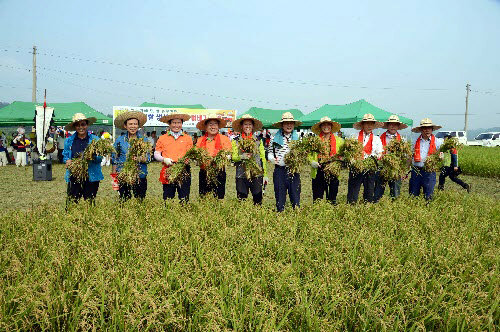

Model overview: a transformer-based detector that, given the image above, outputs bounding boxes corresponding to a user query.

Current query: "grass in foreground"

[0,192,498,330]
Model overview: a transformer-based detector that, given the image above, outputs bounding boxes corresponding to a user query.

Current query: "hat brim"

[311,120,341,135]
[411,125,442,133]
[353,120,384,130]
[382,121,408,130]
[272,119,302,128]
[196,117,228,131]
[114,111,147,130]
[65,117,97,131]
[159,113,191,124]
[232,117,263,133]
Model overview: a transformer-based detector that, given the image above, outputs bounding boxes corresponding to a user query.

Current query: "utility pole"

[464,83,470,132]
[32,45,37,102]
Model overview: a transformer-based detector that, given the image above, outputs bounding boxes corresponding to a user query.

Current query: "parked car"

[435,130,467,145]
[468,132,500,147]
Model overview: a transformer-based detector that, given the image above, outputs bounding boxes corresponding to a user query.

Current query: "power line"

[0,46,465,91]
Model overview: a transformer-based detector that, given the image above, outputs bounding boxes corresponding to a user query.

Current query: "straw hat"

[114,111,147,130]
[232,114,263,133]
[382,114,408,130]
[353,113,384,130]
[159,113,191,124]
[272,112,302,128]
[65,113,97,131]
[196,116,228,131]
[411,118,442,133]
[311,116,341,135]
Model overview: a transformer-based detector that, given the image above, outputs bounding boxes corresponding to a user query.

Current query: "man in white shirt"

[374,115,408,201]
[268,112,302,212]
[347,113,384,204]
[409,118,443,200]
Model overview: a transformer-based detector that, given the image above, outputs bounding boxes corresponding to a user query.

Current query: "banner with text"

[112,106,236,129]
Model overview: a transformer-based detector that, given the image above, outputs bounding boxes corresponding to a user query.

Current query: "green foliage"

[68,139,116,183]
[285,136,327,174]
[167,147,211,184]
[380,140,412,181]
[116,138,150,185]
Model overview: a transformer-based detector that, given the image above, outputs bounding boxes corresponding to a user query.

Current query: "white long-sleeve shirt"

[351,131,383,159]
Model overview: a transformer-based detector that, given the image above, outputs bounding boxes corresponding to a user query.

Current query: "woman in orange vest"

[374,114,408,201]
[195,117,232,199]
[155,113,193,202]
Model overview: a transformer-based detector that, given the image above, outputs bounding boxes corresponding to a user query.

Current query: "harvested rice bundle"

[379,139,412,181]
[206,150,231,185]
[321,157,343,179]
[337,138,364,173]
[379,154,406,181]
[67,156,89,183]
[167,147,211,184]
[385,139,412,158]
[127,138,151,161]
[284,141,307,174]
[237,139,263,179]
[116,138,150,185]
[116,159,141,185]
[284,136,327,174]
[424,153,443,172]
[439,137,461,153]
[83,139,115,160]
[362,156,379,173]
[300,136,328,155]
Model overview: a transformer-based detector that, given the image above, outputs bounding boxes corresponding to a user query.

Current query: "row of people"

[62,111,460,210]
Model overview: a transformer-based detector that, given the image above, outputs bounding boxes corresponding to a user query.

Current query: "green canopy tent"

[299,99,413,129]
[139,102,205,109]
[0,101,112,127]
[238,107,304,129]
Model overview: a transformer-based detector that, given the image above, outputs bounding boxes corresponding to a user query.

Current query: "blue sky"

[1,0,499,130]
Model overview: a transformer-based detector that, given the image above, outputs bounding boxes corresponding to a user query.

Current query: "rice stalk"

[237,138,263,179]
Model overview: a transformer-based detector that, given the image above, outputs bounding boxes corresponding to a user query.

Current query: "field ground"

[1,162,500,208]
[0,162,498,330]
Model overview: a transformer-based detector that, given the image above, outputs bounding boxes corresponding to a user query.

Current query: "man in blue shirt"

[112,111,149,201]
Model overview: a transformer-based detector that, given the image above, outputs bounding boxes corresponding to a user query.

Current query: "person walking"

[112,111,149,201]
[309,116,344,204]
[231,114,268,205]
[268,112,302,212]
[155,113,194,202]
[374,115,408,201]
[62,113,103,204]
[347,114,384,204]
[438,134,470,192]
[409,118,443,200]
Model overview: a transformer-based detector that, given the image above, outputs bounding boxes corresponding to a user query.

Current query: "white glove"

[163,157,173,166]
[311,161,320,169]
[240,153,251,160]
[226,154,232,160]
[267,155,276,164]
[263,177,269,185]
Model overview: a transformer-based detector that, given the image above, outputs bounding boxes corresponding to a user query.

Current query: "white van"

[469,132,500,147]
[435,130,467,145]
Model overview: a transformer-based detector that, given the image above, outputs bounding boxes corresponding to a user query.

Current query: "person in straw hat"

[111,111,149,201]
[308,116,344,204]
[268,112,302,212]
[231,114,268,205]
[62,113,102,204]
[195,116,232,199]
[409,118,443,200]
[373,114,408,201]
[154,113,193,202]
[347,113,384,204]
